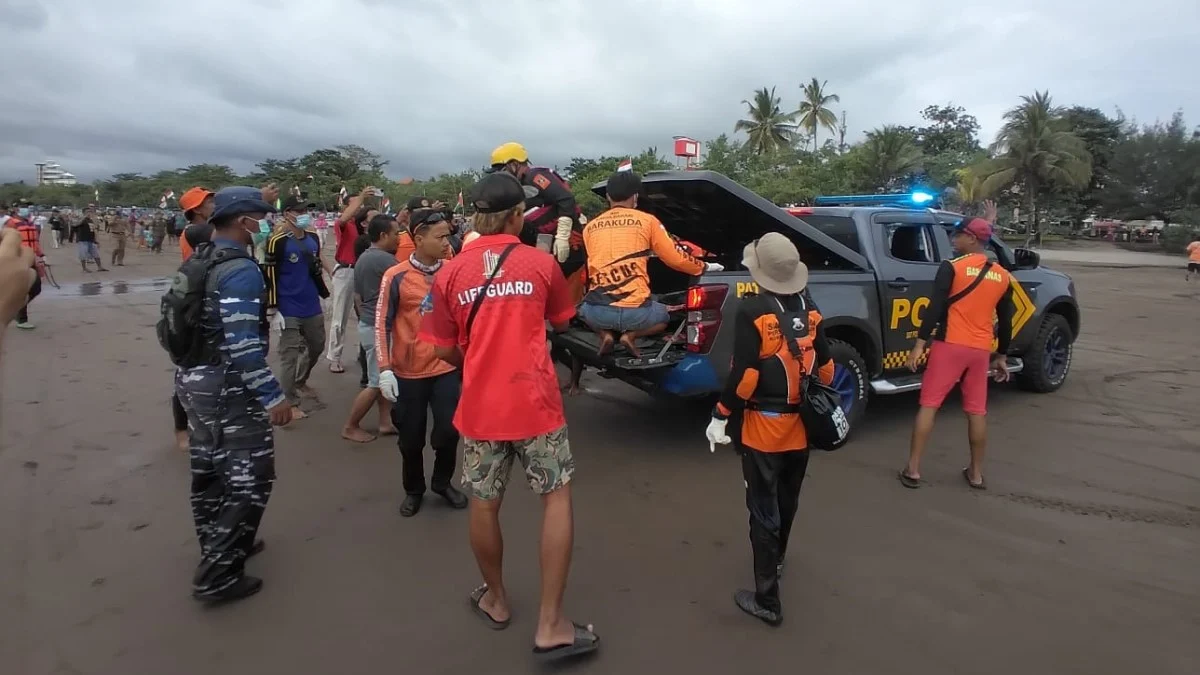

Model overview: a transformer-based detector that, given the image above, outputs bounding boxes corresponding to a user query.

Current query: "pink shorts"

[918,340,991,415]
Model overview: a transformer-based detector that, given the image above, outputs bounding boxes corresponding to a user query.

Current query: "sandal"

[962,468,987,490]
[532,622,600,661]
[328,363,345,373]
[468,584,510,630]
[898,470,921,489]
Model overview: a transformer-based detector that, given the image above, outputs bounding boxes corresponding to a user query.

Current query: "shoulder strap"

[465,243,519,337]
[770,295,806,361]
[946,260,994,306]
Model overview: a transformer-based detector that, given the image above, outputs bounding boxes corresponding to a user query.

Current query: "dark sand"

[2,234,1198,675]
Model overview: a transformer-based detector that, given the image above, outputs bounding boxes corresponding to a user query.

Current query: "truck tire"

[1017,314,1073,393]
[827,339,869,430]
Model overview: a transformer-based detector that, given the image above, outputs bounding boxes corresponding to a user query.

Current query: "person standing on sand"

[175,186,291,603]
[899,202,1016,491]
[263,196,329,421]
[341,214,400,442]
[109,215,129,266]
[70,210,108,272]
[377,208,466,516]
[419,173,598,661]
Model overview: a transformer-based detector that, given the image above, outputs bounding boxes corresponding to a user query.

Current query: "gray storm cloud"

[1,0,1197,182]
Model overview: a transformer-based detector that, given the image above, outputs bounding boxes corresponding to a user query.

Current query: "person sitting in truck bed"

[579,171,721,357]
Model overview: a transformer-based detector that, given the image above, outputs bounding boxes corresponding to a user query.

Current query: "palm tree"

[797,78,841,150]
[952,165,989,211]
[855,126,924,190]
[980,91,1092,246]
[734,87,798,155]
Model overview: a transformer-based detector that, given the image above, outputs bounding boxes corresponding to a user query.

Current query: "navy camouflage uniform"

[174,237,284,597]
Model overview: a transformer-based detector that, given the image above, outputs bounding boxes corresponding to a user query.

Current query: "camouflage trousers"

[175,366,276,596]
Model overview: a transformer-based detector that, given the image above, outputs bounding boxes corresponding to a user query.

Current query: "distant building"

[35,161,77,186]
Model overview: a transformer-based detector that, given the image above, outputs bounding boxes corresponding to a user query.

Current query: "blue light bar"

[812,192,942,208]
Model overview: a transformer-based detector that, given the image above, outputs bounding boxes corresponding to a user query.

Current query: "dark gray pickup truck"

[551,170,1080,431]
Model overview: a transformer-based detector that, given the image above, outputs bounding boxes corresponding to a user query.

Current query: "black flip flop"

[469,584,510,630]
[532,622,600,661]
[898,470,921,489]
[962,468,987,490]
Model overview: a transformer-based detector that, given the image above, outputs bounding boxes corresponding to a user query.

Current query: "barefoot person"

[377,208,466,516]
[899,212,1016,490]
[580,171,719,357]
[341,214,401,442]
[419,173,598,661]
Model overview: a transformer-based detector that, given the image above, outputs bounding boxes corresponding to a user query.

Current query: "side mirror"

[1013,247,1040,270]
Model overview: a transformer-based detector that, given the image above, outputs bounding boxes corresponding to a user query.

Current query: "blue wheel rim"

[1043,328,1069,382]
[832,364,857,414]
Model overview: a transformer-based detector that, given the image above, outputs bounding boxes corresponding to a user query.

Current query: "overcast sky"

[2,0,1197,183]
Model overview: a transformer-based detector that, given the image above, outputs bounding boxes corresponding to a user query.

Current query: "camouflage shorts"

[461,426,574,501]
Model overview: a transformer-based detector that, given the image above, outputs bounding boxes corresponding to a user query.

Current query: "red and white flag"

[381,197,391,214]
[456,191,464,211]
[338,186,348,204]
[617,158,633,172]
[159,189,175,208]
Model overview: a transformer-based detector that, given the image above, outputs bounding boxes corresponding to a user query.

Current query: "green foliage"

[5,84,1198,249]
[734,87,799,155]
[1160,224,1199,254]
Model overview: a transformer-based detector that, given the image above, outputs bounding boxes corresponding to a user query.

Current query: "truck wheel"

[1017,314,1073,393]
[828,339,869,429]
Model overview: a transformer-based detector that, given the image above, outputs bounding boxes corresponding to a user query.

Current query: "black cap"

[606,171,642,202]
[409,208,451,234]
[469,173,537,214]
[281,195,316,212]
[405,196,433,211]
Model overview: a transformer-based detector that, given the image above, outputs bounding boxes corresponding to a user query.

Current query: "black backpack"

[157,242,251,367]
[772,295,851,451]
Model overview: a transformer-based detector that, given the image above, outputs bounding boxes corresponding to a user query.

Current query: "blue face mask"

[17,208,30,218]
[295,214,313,228]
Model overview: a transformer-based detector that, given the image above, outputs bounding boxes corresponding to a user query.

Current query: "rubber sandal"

[898,470,921,489]
[962,468,987,490]
[469,584,510,630]
[329,363,345,373]
[532,622,600,661]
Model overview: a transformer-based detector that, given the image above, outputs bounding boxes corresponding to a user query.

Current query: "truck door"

[871,212,945,372]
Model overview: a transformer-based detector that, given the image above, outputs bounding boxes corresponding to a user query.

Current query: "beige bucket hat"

[742,232,809,295]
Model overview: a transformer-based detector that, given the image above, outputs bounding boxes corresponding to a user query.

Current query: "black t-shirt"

[74,218,96,242]
[50,216,65,231]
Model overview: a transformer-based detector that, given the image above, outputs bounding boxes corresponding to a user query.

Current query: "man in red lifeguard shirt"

[418,172,599,661]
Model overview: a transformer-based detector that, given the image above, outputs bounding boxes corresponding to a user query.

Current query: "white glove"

[704,262,724,273]
[705,417,731,453]
[553,216,572,262]
[378,369,399,402]
[269,311,286,334]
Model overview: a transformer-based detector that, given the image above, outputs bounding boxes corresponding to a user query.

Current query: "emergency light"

[812,192,943,208]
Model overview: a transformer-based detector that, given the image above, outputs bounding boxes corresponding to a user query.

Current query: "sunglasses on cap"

[408,209,451,234]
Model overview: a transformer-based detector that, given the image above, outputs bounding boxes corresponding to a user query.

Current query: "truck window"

[883,223,939,264]
[797,215,861,254]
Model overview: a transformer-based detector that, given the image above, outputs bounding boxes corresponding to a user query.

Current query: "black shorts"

[1189,262,1200,272]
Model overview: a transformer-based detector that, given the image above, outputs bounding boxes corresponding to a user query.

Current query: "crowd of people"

[0,142,1048,663]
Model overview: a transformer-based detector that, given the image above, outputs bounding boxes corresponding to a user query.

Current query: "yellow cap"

[489,142,529,167]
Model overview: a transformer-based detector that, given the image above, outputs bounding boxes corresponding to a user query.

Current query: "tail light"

[685,284,728,353]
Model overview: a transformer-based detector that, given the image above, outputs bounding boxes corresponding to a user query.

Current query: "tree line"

[3,83,1198,253]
